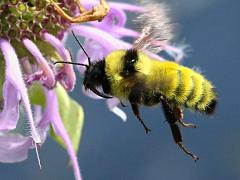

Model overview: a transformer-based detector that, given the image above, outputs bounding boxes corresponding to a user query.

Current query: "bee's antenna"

[72,30,92,66]
[53,61,89,68]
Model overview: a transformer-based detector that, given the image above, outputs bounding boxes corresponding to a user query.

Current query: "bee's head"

[83,61,112,99]
[83,61,104,89]
[54,31,112,99]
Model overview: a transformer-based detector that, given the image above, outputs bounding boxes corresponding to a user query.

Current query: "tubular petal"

[23,38,55,89]
[0,39,41,143]
[43,33,76,91]
[111,27,139,38]
[154,41,189,63]
[43,33,69,61]
[45,90,82,180]
[108,2,144,12]
[89,7,127,37]
[0,134,32,163]
[0,82,20,132]
[82,86,103,100]
[76,40,107,74]
[81,0,144,12]
[106,99,127,122]
[70,25,131,52]
[55,50,76,91]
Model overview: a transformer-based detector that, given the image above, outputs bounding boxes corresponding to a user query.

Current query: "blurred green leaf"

[28,82,45,107]
[50,84,84,153]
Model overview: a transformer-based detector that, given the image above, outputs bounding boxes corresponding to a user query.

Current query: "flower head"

[0,0,80,179]
[0,0,189,180]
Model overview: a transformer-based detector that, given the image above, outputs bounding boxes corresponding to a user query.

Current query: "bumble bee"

[55,3,217,161]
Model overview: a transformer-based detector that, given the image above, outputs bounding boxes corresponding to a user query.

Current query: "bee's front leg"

[130,103,151,134]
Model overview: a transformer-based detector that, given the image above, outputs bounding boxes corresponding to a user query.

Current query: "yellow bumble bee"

[55,3,217,161]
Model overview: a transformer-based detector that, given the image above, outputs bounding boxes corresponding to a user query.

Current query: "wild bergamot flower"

[0,0,187,179]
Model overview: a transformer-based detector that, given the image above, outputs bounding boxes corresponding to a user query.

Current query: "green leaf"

[28,82,45,107]
[50,84,84,153]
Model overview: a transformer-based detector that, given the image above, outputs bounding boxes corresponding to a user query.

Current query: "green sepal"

[50,84,84,153]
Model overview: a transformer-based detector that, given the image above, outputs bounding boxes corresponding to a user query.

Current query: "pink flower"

[0,0,79,179]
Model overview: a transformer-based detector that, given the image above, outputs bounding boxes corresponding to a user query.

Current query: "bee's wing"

[133,3,175,53]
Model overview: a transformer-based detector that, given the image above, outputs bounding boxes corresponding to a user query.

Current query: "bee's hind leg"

[130,103,151,134]
[173,106,197,128]
[161,98,199,161]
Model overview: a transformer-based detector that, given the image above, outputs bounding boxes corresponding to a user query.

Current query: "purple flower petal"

[44,90,82,180]
[89,7,127,37]
[23,38,55,89]
[25,71,45,86]
[82,86,103,100]
[81,1,143,38]
[90,6,126,28]
[70,25,131,52]
[43,33,68,61]
[0,39,41,143]
[0,81,20,132]
[81,0,143,12]
[43,33,76,91]
[109,2,144,12]
[76,40,107,74]
[54,51,76,91]
[106,99,127,122]
[33,105,43,126]
[0,134,32,163]
[161,43,189,63]
[110,27,139,38]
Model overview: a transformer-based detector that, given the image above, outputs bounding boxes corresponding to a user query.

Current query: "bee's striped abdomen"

[174,67,194,104]
[175,66,217,114]
[195,79,217,114]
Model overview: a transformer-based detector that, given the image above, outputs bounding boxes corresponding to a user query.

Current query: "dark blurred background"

[1,0,240,179]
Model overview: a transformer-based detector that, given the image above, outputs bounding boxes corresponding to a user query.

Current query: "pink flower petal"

[43,33,68,60]
[0,81,20,132]
[55,51,76,91]
[43,90,82,180]
[70,25,131,52]
[89,7,127,37]
[82,86,103,100]
[43,33,76,91]
[0,39,41,143]
[162,43,189,63]
[76,40,107,74]
[111,27,139,38]
[81,0,143,12]
[0,134,32,163]
[109,2,144,12]
[106,99,127,122]
[23,38,55,89]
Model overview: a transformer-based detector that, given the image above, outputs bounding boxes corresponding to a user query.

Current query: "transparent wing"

[133,2,175,53]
